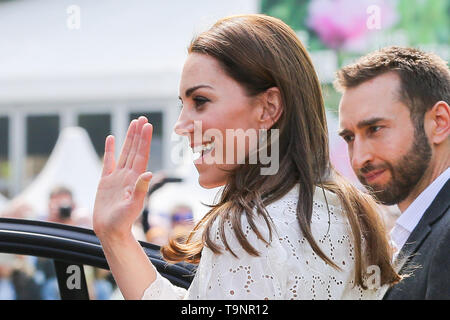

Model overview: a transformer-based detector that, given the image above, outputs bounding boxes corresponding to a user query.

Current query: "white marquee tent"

[2,127,102,219]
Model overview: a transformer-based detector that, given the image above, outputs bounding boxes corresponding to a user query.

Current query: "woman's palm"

[93,116,153,236]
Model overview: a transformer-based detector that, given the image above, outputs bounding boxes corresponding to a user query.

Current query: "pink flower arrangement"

[307,0,398,51]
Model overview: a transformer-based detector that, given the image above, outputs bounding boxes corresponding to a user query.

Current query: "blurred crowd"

[0,172,196,300]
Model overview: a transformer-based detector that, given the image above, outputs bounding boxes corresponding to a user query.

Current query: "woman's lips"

[193,143,215,164]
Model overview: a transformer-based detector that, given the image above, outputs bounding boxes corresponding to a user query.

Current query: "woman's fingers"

[126,117,148,169]
[118,119,138,168]
[133,123,153,174]
[132,171,153,206]
[101,135,116,177]
[111,116,151,175]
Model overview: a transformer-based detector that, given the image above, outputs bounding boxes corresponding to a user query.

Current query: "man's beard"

[357,127,432,206]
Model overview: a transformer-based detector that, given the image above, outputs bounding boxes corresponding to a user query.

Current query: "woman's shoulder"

[206,184,351,253]
[266,184,347,225]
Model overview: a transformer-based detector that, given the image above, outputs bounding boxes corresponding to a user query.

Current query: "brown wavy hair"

[161,14,400,288]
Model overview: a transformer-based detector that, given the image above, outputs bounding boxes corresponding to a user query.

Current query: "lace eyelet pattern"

[142,185,384,300]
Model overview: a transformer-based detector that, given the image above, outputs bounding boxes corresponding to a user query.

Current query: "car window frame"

[0,217,195,300]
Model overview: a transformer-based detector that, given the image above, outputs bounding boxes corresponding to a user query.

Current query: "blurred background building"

[0,0,258,215]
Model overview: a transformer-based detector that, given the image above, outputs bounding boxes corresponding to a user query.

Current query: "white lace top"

[142,185,384,300]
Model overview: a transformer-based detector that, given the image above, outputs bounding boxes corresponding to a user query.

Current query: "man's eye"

[369,126,382,133]
[343,135,354,143]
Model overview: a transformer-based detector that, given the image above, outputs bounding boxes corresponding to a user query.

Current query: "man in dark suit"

[335,46,450,299]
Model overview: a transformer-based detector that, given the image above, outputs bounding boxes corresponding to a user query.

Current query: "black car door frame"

[0,217,195,300]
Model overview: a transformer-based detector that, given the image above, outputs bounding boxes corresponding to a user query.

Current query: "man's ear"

[425,101,450,145]
[258,87,283,129]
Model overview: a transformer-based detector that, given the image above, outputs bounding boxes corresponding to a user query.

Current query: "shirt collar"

[395,167,450,233]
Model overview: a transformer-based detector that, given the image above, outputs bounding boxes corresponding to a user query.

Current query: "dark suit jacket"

[383,179,450,300]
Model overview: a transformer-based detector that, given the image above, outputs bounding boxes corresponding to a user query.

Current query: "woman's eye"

[193,97,209,109]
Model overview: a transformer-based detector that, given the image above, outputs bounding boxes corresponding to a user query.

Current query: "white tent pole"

[9,109,26,196]
[60,108,76,129]
[163,99,180,171]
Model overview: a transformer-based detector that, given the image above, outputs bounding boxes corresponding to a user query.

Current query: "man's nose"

[350,137,374,171]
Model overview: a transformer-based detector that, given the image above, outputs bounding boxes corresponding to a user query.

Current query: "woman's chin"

[198,175,226,189]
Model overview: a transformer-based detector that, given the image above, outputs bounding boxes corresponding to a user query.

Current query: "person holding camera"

[46,186,76,225]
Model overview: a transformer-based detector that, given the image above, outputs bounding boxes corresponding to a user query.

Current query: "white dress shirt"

[142,185,383,300]
[390,167,450,258]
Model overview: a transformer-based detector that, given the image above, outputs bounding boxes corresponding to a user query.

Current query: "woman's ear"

[258,87,283,129]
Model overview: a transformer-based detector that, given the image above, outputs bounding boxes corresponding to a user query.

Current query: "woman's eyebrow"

[178,85,213,100]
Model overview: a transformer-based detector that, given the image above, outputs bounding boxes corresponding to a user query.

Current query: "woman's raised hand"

[93,116,153,239]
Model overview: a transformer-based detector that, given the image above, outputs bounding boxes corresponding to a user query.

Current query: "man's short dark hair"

[334,46,450,129]
[49,186,73,199]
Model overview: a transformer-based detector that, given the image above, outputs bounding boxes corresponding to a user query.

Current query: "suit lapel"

[395,226,431,273]
[396,179,450,274]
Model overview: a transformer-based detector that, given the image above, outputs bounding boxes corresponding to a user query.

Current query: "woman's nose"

[173,110,194,136]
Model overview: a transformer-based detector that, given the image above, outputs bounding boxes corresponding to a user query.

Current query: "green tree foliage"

[261,0,325,50]
[261,0,309,31]
[261,0,449,47]
[396,0,449,45]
